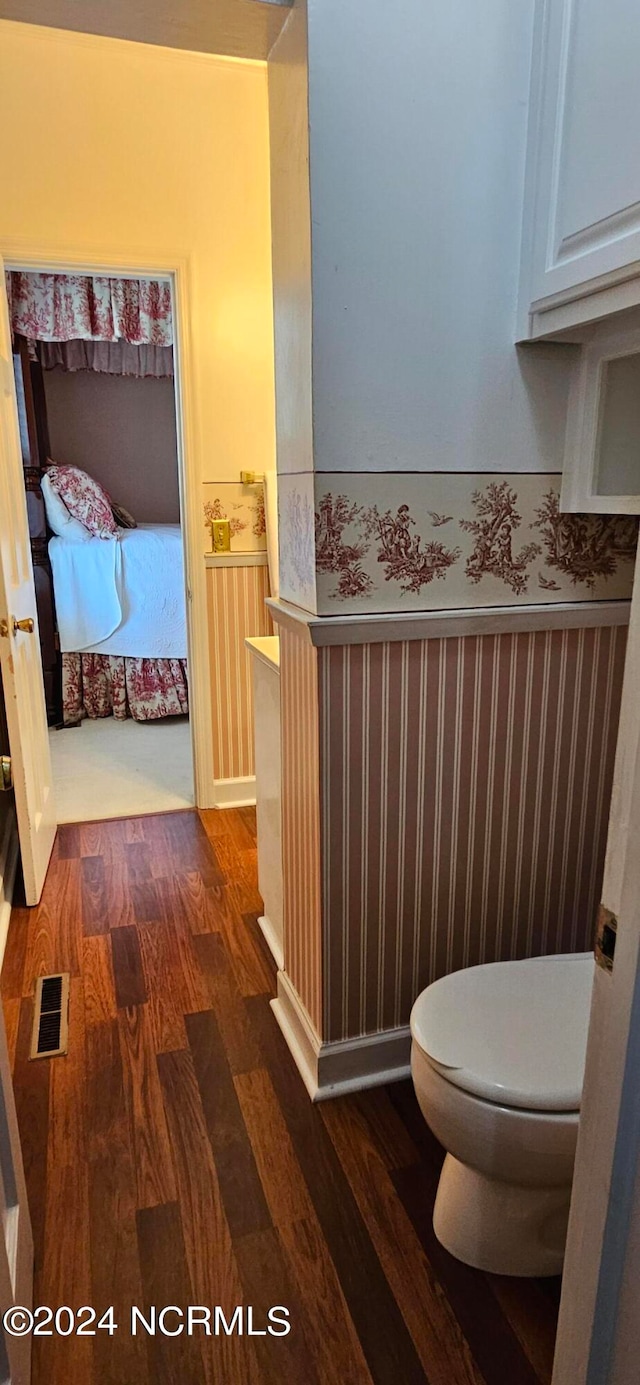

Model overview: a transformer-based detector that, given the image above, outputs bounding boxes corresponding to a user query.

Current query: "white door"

[553,549,640,1383]
[0,257,56,903]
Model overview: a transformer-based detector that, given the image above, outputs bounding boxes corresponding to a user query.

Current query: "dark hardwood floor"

[1,808,560,1384]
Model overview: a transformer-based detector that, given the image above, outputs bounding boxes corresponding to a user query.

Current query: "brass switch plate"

[211,519,231,554]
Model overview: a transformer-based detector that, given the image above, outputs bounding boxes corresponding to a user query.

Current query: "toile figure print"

[533,491,638,590]
[362,504,460,594]
[314,494,373,598]
[460,481,541,594]
[203,496,247,538]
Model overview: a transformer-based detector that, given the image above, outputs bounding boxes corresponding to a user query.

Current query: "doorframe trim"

[553,549,640,1382]
[1,241,215,808]
[0,808,18,972]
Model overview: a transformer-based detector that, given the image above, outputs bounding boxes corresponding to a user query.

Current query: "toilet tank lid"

[410,953,595,1112]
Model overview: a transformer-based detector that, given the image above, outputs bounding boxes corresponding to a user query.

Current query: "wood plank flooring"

[1,808,560,1385]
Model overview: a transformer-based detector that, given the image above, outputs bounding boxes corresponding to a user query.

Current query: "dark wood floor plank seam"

[320,1096,486,1385]
[186,1008,272,1243]
[118,1003,178,1210]
[137,1202,206,1385]
[111,925,147,1009]
[193,933,263,1076]
[245,995,429,1385]
[392,1162,543,1385]
[39,976,92,1381]
[80,854,109,937]
[86,1017,149,1385]
[233,1224,323,1385]
[157,1046,263,1385]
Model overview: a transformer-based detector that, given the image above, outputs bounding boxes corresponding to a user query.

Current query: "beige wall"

[44,370,180,523]
[0,20,275,487]
[0,20,277,798]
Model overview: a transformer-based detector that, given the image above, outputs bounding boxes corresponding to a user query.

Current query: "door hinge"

[595,904,617,973]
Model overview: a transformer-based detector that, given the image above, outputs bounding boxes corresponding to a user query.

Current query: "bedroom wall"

[44,370,180,524]
[0,19,276,801]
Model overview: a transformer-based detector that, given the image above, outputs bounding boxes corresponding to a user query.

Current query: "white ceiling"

[0,0,290,61]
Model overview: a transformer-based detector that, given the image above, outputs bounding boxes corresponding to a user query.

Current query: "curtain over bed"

[6,271,175,379]
[6,272,173,345]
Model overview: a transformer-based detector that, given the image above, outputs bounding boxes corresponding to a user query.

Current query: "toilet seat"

[410,952,594,1113]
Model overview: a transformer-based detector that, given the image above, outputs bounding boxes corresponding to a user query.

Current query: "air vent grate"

[29,973,70,1060]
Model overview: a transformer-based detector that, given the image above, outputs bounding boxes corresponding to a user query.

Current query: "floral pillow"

[41,473,91,542]
[46,463,118,539]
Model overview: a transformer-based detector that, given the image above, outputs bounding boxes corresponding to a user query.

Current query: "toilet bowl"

[410,952,594,1277]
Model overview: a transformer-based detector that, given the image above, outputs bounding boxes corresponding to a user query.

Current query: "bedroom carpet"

[49,715,194,822]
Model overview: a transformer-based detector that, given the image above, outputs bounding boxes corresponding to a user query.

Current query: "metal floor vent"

[29,973,70,1060]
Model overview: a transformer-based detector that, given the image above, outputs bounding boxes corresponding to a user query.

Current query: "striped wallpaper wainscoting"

[317,625,627,1042]
[206,563,272,785]
[279,625,323,1033]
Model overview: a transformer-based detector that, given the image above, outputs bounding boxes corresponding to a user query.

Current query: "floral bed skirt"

[62,653,189,725]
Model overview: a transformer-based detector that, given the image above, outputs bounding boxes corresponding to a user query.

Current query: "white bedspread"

[49,524,187,659]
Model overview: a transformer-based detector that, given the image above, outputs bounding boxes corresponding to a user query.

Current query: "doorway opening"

[7,267,195,823]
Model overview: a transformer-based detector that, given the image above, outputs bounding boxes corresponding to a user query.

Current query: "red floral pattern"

[203,497,247,537]
[252,491,266,538]
[363,504,460,594]
[533,491,638,591]
[62,654,189,725]
[47,464,118,539]
[315,494,373,598]
[6,272,173,346]
[460,482,541,594]
[311,478,637,610]
[315,493,460,598]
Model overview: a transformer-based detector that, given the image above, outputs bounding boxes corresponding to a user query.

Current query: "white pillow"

[41,473,92,542]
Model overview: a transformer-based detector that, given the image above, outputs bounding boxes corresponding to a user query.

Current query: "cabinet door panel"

[524,0,640,314]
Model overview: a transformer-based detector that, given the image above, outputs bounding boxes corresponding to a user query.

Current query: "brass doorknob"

[0,617,35,637]
[0,757,11,791]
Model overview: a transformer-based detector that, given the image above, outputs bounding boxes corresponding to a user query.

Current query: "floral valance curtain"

[6,272,173,346]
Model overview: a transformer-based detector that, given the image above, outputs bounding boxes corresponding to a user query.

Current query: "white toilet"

[410,951,594,1277]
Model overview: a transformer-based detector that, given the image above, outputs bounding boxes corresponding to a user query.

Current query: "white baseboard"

[271,970,411,1101]
[213,775,257,809]
[257,914,284,971]
[0,810,18,973]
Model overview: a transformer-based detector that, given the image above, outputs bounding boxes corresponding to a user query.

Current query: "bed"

[48,524,189,724]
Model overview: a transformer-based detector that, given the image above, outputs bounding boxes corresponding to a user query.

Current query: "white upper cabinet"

[519,0,640,340]
[562,321,640,512]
